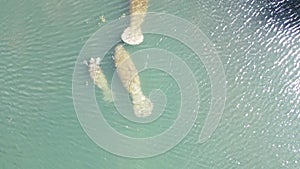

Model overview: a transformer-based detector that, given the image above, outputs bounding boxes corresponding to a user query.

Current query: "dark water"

[0,0,299,168]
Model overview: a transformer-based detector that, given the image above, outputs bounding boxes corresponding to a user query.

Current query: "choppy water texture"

[1,0,299,168]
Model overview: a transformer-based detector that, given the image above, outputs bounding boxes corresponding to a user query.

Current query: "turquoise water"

[1,0,299,168]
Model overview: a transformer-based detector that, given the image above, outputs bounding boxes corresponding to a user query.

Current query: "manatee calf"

[88,57,113,102]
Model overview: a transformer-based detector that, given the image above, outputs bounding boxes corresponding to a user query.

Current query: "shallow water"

[1,0,299,168]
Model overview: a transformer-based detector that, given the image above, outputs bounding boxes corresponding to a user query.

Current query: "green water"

[1,0,299,168]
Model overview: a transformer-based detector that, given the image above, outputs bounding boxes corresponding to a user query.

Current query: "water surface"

[0,0,299,168]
